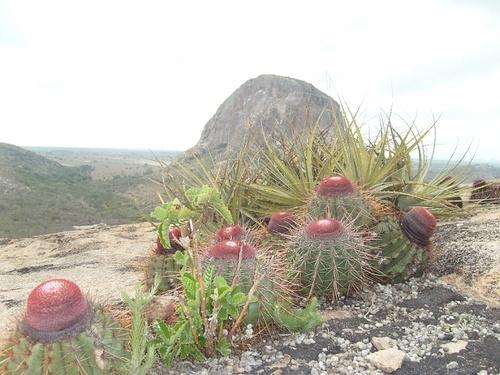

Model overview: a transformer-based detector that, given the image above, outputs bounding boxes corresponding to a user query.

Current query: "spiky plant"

[307,175,375,226]
[143,227,185,294]
[0,279,128,374]
[287,218,377,300]
[267,211,297,234]
[144,253,180,294]
[371,206,437,282]
[203,239,289,325]
[242,107,471,221]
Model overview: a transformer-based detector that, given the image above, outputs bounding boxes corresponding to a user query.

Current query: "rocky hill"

[187,74,343,155]
[0,143,152,238]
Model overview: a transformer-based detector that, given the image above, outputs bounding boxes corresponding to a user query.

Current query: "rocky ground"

[0,207,499,374]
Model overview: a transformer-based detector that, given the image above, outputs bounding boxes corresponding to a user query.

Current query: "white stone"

[440,340,468,354]
[371,336,398,351]
[366,348,406,373]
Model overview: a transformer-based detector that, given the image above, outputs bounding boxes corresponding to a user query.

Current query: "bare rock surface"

[188,74,343,155]
[431,207,500,306]
[0,222,155,332]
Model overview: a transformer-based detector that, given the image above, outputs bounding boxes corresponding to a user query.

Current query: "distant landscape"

[1,142,500,239]
[0,143,179,238]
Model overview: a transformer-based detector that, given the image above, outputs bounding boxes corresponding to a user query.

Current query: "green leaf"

[216,338,231,356]
[151,206,168,221]
[159,219,171,249]
[182,273,197,300]
[213,275,228,289]
[231,292,246,306]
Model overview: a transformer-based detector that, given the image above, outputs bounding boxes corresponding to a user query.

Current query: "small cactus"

[470,179,500,204]
[0,279,128,374]
[288,218,376,300]
[215,225,244,241]
[267,211,297,234]
[307,176,374,226]
[204,239,284,325]
[400,207,437,247]
[144,253,180,293]
[371,207,437,282]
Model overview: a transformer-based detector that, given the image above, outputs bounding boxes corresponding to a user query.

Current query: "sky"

[0,0,499,162]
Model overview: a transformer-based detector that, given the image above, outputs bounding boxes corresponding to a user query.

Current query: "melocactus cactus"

[400,207,437,247]
[288,218,375,300]
[307,175,374,226]
[204,239,286,325]
[317,175,354,197]
[216,225,243,241]
[370,207,437,283]
[144,253,180,293]
[154,226,184,254]
[268,211,297,234]
[0,279,128,374]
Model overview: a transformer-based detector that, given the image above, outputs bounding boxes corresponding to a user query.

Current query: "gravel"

[155,276,499,374]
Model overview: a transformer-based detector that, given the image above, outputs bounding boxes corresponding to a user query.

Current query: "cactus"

[0,279,128,374]
[288,218,376,300]
[216,225,243,241]
[371,207,436,282]
[144,253,180,293]
[267,211,297,234]
[307,176,374,226]
[204,239,285,325]
[145,227,186,293]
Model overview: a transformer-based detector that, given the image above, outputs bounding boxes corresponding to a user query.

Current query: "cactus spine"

[289,218,375,300]
[371,207,437,282]
[307,176,374,226]
[0,279,128,374]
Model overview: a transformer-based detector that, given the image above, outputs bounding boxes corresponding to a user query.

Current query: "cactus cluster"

[0,279,128,375]
[267,174,439,299]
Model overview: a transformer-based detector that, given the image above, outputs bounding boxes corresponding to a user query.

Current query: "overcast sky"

[1,0,499,162]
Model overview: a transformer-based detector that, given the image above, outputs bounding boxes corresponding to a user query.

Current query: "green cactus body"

[307,176,374,226]
[144,254,180,293]
[0,279,128,375]
[291,219,374,299]
[205,240,280,325]
[370,219,428,283]
[371,207,436,283]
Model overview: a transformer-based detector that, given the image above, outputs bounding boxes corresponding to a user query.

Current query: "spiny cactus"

[204,239,285,325]
[0,279,128,374]
[144,253,180,293]
[288,218,376,300]
[307,176,374,226]
[371,207,437,282]
[216,225,244,241]
[267,211,297,234]
[400,207,437,247]
[145,227,185,293]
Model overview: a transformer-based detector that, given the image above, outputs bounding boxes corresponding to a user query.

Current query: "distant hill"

[187,74,343,156]
[426,159,500,183]
[0,143,161,238]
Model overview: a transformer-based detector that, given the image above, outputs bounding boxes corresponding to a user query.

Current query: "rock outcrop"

[188,74,343,155]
